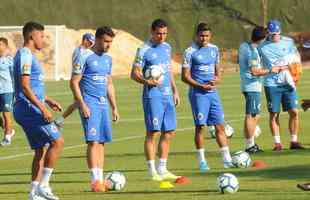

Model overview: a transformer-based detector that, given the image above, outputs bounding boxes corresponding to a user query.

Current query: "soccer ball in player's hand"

[143,65,164,82]
[254,125,261,138]
[217,173,239,194]
[232,151,251,168]
[105,171,126,191]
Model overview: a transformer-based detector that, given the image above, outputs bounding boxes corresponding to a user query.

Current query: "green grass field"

[1,71,310,200]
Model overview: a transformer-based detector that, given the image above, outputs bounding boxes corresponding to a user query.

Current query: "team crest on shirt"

[90,128,97,135]
[197,54,203,60]
[152,118,159,126]
[197,113,204,120]
[151,53,158,59]
[51,124,58,133]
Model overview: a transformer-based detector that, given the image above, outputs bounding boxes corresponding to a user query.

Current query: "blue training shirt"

[133,40,172,98]
[0,55,14,94]
[182,42,219,95]
[72,49,112,106]
[258,36,298,87]
[238,42,264,92]
[14,47,45,103]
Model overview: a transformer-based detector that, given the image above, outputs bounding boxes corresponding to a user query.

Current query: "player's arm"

[107,76,120,122]
[21,75,52,122]
[45,96,62,112]
[70,74,90,118]
[170,69,180,106]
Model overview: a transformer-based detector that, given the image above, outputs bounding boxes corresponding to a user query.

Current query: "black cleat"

[245,144,264,154]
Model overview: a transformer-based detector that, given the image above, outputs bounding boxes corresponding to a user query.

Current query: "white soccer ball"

[224,123,234,138]
[254,125,261,138]
[144,65,163,81]
[208,125,216,138]
[105,171,126,191]
[232,151,252,168]
[217,173,239,194]
[208,123,234,138]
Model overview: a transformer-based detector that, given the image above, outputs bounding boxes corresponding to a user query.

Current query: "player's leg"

[265,86,283,151]
[209,92,233,168]
[243,92,263,153]
[0,93,15,146]
[282,87,304,149]
[189,94,211,172]
[30,147,47,198]
[157,97,179,180]
[143,97,164,180]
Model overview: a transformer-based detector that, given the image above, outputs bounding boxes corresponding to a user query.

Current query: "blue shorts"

[13,101,61,149]
[143,96,176,132]
[243,92,261,116]
[0,93,13,112]
[189,92,225,126]
[80,103,112,143]
[264,85,298,113]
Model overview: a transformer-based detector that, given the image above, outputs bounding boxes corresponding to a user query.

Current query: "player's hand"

[42,107,53,122]
[81,103,91,118]
[301,99,310,112]
[173,92,180,107]
[201,83,216,91]
[145,79,160,86]
[46,99,62,112]
[112,108,120,122]
[210,76,220,86]
[271,66,281,73]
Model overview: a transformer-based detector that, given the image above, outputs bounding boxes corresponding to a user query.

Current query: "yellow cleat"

[160,171,180,181]
[151,172,163,182]
[159,181,174,189]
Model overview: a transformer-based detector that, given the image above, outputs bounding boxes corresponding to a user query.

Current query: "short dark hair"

[22,21,44,41]
[196,22,211,34]
[0,37,8,46]
[95,26,115,38]
[151,19,168,31]
[251,26,267,42]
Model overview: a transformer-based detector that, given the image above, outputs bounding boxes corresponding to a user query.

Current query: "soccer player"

[181,23,234,172]
[131,19,180,181]
[0,37,15,146]
[238,26,271,153]
[54,33,95,127]
[258,20,304,151]
[70,26,119,192]
[13,22,64,200]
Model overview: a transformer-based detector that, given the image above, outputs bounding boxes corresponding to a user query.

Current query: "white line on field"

[0,127,194,161]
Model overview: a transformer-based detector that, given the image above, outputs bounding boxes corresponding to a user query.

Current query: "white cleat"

[0,130,15,146]
[37,185,59,200]
[29,191,46,200]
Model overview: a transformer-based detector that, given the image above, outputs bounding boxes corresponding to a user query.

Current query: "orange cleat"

[91,180,108,192]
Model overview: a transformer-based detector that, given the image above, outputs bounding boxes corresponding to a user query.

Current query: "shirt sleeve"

[72,50,88,75]
[182,48,192,69]
[133,47,145,68]
[215,47,220,65]
[20,49,32,75]
[108,57,112,75]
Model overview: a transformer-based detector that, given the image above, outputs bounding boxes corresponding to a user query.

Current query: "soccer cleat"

[0,130,15,146]
[91,180,107,192]
[245,144,264,154]
[199,161,210,172]
[37,185,59,200]
[290,142,305,150]
[272,143,283,151]
[223,161,236,169]
[159,171,180,181]
[297,183,310,191]
[29,191,46,200]
[150,172,163,182]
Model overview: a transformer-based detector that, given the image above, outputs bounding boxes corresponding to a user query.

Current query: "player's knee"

[288,109,298,118]
[195,125,205,133]
[53,137,64,148]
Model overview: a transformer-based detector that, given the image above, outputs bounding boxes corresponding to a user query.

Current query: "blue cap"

[82,33,95,43]
[267,20,281,34]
